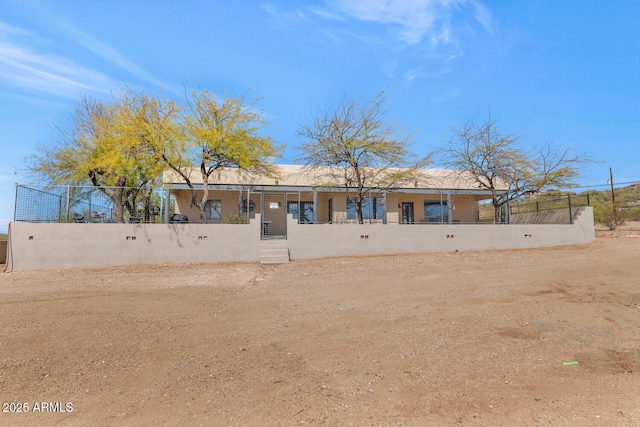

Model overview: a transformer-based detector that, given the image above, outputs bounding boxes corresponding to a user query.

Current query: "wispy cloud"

[0,39,112,98]
[0,21,31,37]
[0,4,174,102]
[323,0,493,46]
[0,21,116,99]
[267,0,494,85]
[432,87,461,103]
[56,24,172,91]
[261,3,313,28]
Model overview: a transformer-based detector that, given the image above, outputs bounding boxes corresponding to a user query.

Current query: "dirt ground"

[1,224,639,426]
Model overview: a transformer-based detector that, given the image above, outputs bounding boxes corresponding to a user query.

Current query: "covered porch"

[166,184,497,239]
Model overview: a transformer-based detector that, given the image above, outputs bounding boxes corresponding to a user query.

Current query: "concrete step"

[260,241,289,264]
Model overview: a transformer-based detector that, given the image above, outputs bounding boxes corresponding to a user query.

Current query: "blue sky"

[1,0,639,232]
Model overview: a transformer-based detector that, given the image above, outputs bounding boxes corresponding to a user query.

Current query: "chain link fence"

[14,184,174,224]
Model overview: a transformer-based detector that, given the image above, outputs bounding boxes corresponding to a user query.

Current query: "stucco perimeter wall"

[287,207,595,260]
[5,217,262,272]
[5,209,595,271]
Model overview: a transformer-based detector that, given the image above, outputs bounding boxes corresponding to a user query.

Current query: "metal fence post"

[65,184,71,223]
[164,187,171,223]
[568,194,573,224]
[13,183,18,223]
[505,200,510,224]
[246,188,250,223]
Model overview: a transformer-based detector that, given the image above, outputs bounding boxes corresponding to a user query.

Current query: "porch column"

[238,190,243,216]
[164,187,171,223]
[505,198,511,224]
[246,188,250,223]
[383,191,387,224]
[447,192,453,224]
[313,190,318,224]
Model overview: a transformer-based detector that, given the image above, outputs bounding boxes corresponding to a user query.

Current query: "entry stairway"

[259,239,290,264]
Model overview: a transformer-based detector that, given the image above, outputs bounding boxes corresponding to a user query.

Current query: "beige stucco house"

[163,165,504,238]
[6,167,595,272]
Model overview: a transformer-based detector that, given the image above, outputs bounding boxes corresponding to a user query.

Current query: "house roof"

[162,164,508,194]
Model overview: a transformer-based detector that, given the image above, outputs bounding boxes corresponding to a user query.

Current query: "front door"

[401,202,414,224]
[262,193,286,239]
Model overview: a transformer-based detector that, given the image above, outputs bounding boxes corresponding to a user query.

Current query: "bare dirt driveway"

[1,225,639,426]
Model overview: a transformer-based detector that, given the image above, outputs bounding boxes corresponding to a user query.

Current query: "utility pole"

[609,167,617,225]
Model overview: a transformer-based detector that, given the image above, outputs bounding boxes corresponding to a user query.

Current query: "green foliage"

[592,203,623,230]
[27,90,173,221]
[223,214,249,224]
[152,89,282,223]
[26,86,281,224]
[583,185,640,229]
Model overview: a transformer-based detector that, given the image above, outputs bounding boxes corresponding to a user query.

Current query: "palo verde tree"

[28,93,167,222]
[152,89,281,223]
[297,92,431,224]
[116,88,183,221]
[438,116,589,223]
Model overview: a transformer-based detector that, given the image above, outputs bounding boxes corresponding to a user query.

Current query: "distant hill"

[579,185,640,221]
[0,234,6,241]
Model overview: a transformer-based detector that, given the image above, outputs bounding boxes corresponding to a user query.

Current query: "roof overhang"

[163,182,504,197]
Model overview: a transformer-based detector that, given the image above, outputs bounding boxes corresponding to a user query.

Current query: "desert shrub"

[223,214,248,224]
[592,203,625,230]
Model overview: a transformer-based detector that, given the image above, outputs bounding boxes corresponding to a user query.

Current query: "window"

[346,197,384,220]
[287,201,314,223]
[424,201,447,223]
[205,200,222,220]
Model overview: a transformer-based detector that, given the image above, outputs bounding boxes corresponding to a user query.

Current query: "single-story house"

[5,167,594,272]
[163,165,505,238]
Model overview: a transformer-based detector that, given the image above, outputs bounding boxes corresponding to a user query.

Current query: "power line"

[573,180,639,190]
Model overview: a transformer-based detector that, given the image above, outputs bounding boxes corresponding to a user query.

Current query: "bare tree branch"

[438,116,591,223]
[296,92,431,223]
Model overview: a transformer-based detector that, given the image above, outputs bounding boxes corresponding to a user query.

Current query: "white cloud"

[261,3,313,28]
[0,10,173,100]
[0,40,112,98]
[432,87,461,103]
[325,0,492,46]
[308,6,346,21]
[330,0,440,44]
[0,21,31,36]
[0,21,115,99]
[262,0,492,86]
[469,0,493,35]
[59,26,172,91]
[404,68,421,82]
